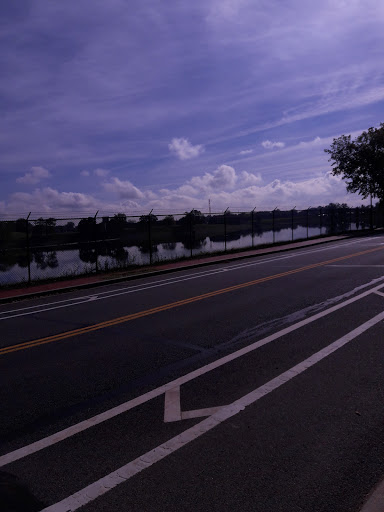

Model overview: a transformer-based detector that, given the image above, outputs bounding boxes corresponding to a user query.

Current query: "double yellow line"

[2,245,384,356]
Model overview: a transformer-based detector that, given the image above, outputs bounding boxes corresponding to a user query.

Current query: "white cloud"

[80,170,90,177]
[239,149,253,155]
[147,170,362,212]
[240,171,262,186]
[185,165,238,193]
[103,177,144,199]
[1,164,366,219]
[16,166,51,185]
[5,187,99,214]
[297,136,322,148]
[261,140,285,149]
[168,138,204,160]
[94,168,110,177]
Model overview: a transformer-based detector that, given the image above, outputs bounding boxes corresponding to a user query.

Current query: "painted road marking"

[163,387,181,422]
[0,236,377,321]
[41,310,384,512]
[1,244,384,356]
[164,386,226,422]
[1,280,384,468]
[374,291,384,298]
[327,265,384,267]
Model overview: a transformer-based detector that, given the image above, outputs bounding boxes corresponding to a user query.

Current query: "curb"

[0,235,350,304]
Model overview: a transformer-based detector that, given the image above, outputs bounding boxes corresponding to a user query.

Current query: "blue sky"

[1,0,384,217]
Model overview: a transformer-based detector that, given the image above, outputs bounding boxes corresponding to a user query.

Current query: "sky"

[1,0,384,218]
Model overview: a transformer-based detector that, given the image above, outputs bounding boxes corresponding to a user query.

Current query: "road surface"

[1,234,384,511]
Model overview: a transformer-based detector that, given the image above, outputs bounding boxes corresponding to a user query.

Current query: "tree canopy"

[324,123,384,200]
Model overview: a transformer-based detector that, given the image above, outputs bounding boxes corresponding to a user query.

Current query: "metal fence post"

[251,207,256,247]
[148,209,153,264]
[306,207,311,239]
[291,206,296,241]
[94,211,99,273]
[224,208,229,251]
[189,210,193,258]
[370,195,374,230]
[272,207,277,243]
[26,212,31,284]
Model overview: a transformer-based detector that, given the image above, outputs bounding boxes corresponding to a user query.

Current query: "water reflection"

[0,223,364,285]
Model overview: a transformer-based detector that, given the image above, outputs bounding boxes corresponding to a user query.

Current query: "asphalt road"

[2,234,384,511]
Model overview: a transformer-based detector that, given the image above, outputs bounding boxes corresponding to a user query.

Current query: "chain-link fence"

[0,206,381,287]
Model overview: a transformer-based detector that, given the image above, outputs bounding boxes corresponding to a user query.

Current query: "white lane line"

[374,291,384,298]
[163,387,181,423]
[181,407,226,420]
[1,280,383,468]
[42,310,384,512]
[327,265,384,267]
[0,236,377,320]
[164,386,226,422]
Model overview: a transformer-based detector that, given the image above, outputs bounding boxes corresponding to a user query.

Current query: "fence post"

[291,206,296,241]
[224,208,229,252]
[370,195,374,230]
[148,209,153,264]
[306,207,311,239]
[251,207,256,247]
[272,207,277,243]
[94,211,99,273]
[189,210,194,258]
[26,212,31,284]
[319,207,322,234]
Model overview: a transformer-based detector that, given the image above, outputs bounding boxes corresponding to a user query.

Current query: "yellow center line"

[2,245,384,356]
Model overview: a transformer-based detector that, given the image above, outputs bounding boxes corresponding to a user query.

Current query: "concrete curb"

[0,235,350,304]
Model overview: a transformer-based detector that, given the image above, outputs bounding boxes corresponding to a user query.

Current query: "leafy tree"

[108,213,128,235]
[139,214,158,224]
[15,218,27,233]
[63,221,75,232]
[162,215,175,226]
[179,210,205,225]
[46,218,56,234]
[77,217,97,240]
[324,123,384,200]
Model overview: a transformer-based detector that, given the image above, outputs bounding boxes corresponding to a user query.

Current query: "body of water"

[0,224,358,285]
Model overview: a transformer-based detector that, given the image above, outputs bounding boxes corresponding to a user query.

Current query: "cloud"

[296,136,322,148]
[4,187,100,214]
[168,138,204,160]
[239,149,253,155]
[147,170,360,212]
[240,171,262,186]
[94,168,110,177]
[0,164,367,219]
[103,177,145,199]
[16,166,51,185]
[184,165,238,193]
[80,170,90,177]
[261,140,285,149]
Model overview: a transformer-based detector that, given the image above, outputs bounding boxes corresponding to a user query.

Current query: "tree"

[139,214,158,224]
[324,123,384,200]
[178,210,205,225]
[162,215,175,226]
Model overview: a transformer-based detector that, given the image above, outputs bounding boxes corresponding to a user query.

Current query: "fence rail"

[0,206,381,287]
